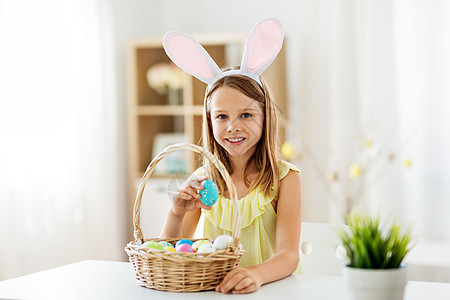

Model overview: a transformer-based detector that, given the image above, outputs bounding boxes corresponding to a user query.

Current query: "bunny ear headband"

[163,17,284,90]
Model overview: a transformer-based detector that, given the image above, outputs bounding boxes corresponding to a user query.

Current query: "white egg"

[197,243,216,254]
[213,235,233,250]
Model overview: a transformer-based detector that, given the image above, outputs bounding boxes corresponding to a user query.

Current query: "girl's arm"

[160,208,202,238]
[216,170,302,294]
[160,175,210,238]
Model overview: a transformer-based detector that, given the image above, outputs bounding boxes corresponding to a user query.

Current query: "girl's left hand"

[215,267,262,294]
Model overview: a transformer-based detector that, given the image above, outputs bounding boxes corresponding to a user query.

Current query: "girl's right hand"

[170,175,211,215]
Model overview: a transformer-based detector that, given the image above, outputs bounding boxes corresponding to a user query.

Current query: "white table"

[0,260,449,300]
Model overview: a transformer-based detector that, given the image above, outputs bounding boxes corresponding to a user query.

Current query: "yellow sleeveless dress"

[195,160,301,271]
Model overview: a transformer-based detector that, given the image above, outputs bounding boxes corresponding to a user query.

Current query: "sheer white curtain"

[394,0,450,240]
[0,0,125,279]
[351,0,450,241]
[294,0,450,241]
[295,0,401,222]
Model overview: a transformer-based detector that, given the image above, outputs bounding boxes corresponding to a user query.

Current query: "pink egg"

[176,244,194,253]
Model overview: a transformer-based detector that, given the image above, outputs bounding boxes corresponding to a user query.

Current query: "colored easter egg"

[176,244,194,253]
[213,235,233,250]
[141,241,164,251]
[164,246,176,252]
[192,240,211,251]
[199,179,219,206]
[159,241,174,248]
[175,239,193,247]
[197,243,216,254]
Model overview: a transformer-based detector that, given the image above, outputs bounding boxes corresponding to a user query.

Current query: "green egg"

[141,241,164,250]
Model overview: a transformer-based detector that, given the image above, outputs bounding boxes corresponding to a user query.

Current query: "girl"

[160,18,303,294]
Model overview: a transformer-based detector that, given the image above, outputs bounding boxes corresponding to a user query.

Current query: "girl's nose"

[227,119,241,132]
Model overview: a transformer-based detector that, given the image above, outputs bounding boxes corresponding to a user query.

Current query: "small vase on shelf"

[168,88,183,105]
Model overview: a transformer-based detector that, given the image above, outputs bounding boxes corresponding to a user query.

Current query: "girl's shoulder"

[278,160,301,180]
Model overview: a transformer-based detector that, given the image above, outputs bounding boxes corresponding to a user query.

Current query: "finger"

[216,269,233,291]
[178,190,195,200]
[184,184,202,197]
[177,186,200,202]
[233,277,254,292]
[176,189,210,210]
[191,175,210,189]
[220,267,240,284]
[171,192,197,212]
[219,270,249,293]
[232,283,258,294]
[171,191,192,203]
[190,182,204,193]
[195,200,212,210]
[180,193,212,211]
[180,179,199,192]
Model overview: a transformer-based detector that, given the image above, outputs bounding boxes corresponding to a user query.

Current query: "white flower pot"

[343,266,408,300]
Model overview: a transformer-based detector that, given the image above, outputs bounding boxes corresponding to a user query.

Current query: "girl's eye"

[217,114,227,120]
[242,113,251,118]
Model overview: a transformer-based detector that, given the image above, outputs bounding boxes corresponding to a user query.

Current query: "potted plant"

[338,211,415,300]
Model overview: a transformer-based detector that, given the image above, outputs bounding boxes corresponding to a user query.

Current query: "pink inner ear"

[247,19,283,73]
[167,35,212,79]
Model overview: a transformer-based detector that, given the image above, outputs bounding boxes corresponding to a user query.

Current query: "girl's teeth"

[228,138,244,142]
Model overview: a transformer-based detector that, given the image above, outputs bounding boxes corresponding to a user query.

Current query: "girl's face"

[209,87,264,160]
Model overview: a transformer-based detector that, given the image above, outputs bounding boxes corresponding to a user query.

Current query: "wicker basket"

[125,143,244,292]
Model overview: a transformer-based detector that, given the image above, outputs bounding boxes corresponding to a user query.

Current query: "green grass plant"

[338,212,415,269]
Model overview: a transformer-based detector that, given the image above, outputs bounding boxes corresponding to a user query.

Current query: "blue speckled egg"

[199,179,219,206]
[175,239,193,247]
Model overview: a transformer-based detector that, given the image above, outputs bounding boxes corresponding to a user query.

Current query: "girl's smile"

[209,87,264,160]
[225,137,246,146]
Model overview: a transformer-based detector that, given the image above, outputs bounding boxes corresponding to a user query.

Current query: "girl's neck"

[226,145,258,178]
[229,156,256,178]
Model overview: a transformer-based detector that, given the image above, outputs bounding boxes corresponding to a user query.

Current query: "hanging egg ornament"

[349,164,362,179]
[199,179,219,206]
[281,141,295,160]
[404,158,412,168]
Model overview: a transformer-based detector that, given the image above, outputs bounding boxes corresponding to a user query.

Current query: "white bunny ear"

[240,18,284,78]
[163,32,222,85]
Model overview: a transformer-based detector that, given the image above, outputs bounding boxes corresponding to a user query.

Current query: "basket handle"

[133,143,240,245]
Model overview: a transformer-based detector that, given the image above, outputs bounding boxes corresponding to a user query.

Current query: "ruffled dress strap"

[279,160,301,179]
[202,160,301,232]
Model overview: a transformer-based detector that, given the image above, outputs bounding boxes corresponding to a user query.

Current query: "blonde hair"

[201,71,280,198]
